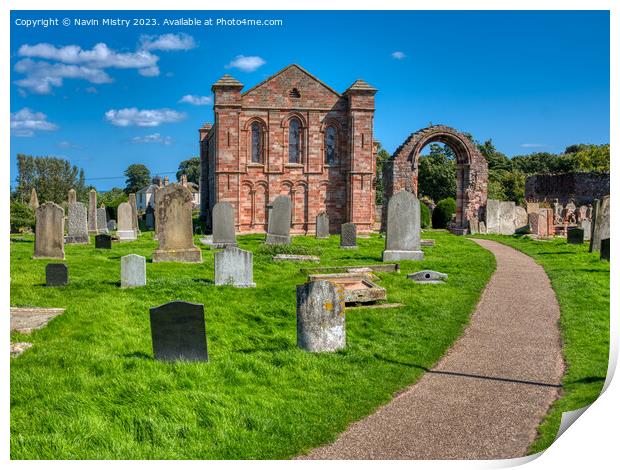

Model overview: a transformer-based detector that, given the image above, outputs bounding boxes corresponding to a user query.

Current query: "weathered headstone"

[212,201,237,248]
[117,202,137,241]
[88,189,98,235]
[129,193,140,235]
[479,221,487,234]
[296,280,346,352]
[67,188,77,205]
[107,219,117,231]
[145,206,155,230]
[526,202,540,214]
[468,218,480,235]
[33,202,65,259]
[316,212,330,239]
[29,187,39,210]
[580,219,592,241]
[65,202,89,244]
[577,205,588,223]
[153,184,202,262]
[542,208,555,236]
[407,270,448,284]
[97,206,109,234]
[95,234,112,249]
[214,247,255,288]
[150,301,208,362]
[266,195,291,244]
[600,238,610,261]
[382,191,424,261]
[340,223,357,249]
[485,199,516,235]
[514,206,529,232]
[590,196,610,253]
[567,227,584,244]
[46,263,68,286]
[153,188,160,240]
[121,254,146,288]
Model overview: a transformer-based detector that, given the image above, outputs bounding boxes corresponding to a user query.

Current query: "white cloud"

[140,33,196,51]
[225,55,266,72]
[85,86,98,94]
[520,143,550,148]
[105,108,186,127]
[179,94,212,106]
[391,51,406,60]
[138,66,160,77]
[132,133,172,145]
[10,108,59,137]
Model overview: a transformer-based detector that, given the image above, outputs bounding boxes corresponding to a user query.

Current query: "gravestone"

[580,219,592,241]
[485,199,516,235]
[590,196,610,253]
[382,191,424,261]
[97,207,109,234]
[212,201,237,248]
[121,254,146,288]
[526,202,540,214]
[107,220,117,231]
[468,218,480,235]
[514,206,529,232]
[95,234,112,249]
[214,247,255,288]
[577,205,588,223]
[145,206,155,230]
[88,189,98,235]
[46,263,68,286]
[33,202,65,259]
[407,270,448,284]
[150,301,208,362]
[153,188,160,240]
[266,195,292,244]
[600,238,610,261]
[129,193,140,235]
[67,188,77,205]
[479,221,487,234]
[528,212,541,236]
[29,187,39,210]
[567,227,584,244]
[153,184,202,262]
[65,202,89,244]
[340,223,357,249]
[117,202,137,241]
[316,212,330,239]
[296,280,346,352]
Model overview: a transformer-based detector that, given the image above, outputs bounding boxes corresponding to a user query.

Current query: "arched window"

[288,118,302,163]
[325,126,337,165]
[251,122,262,163]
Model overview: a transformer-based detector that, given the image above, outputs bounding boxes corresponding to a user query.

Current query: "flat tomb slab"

[301,264,400,275]
[307,274,386,304]
[11,307,66,334]
[11,342,33,357]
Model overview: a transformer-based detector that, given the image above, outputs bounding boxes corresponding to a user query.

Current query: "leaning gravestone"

[117,202,137,241]
[382,191,424,261]
[340,223,357,249]
[600,238,610,261]
[46,263,68,287]
[266,195,292,244]
[34,202,65,259]
[214,247,255,288]
[567,227,584,244]
[97,207,109,234]
[95,234,112,249]
[153,184,202,262]
[88,189,98,235]
[150,301,209,362]
[296,280,346,352]
[66,202,89,244]
[212,201,237,248]
[121,254,146,288]
[316,212,330,239]
[590,196,610,253]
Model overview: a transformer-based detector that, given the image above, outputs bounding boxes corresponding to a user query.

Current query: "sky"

[9,10,610,191]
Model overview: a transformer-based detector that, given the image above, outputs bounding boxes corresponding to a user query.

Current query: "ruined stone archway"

[382,125,488,233]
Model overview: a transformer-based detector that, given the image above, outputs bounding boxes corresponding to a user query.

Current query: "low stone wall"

[525,172,609,206]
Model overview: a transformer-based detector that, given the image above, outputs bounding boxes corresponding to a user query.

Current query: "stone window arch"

[288,117,303,164]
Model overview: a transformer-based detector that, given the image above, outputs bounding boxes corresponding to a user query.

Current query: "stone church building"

[199,64,377,235]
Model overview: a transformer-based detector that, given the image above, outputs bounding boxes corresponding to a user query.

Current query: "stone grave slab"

[340,223,357,249]
[214,247,255,288]
[97,207,109,234]
[46,263,68,286]
[382,191,423,261]
[95,234,112,249]
[567,227,584,244]
[34,202,65,259]
[11,342,33,358]
[273,254,320,263]
[121,254,146,288]
[117,202,137,241]
[66,202,89,244]
[11,307,66,334]
[307,273,386,304]
[315,212,330,239]
[211,201,237,248]
[266,195,292,245]
[150,301,208,362]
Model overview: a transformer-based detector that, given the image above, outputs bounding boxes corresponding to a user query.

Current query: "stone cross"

[116,202,137,241]
[266,195,291,244]
[29,188,39,209]
[340,223,357,249]
[214,247,255,287]
[88,189,98,235]
[296,280,346,352]
[46,263,68,286]
[121,254,146,288]
[68,188,77,205]
[150,301,209,362]
[66,202,89,244]
[212,201,237,248]
[315,212,330,239]
[382,191,423,261]
[129,193,140,235]
[97,206,109,234]
[152,184,202,262]
[33,202,65,259]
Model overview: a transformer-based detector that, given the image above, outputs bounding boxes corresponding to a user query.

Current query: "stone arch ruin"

[382,125,488,233]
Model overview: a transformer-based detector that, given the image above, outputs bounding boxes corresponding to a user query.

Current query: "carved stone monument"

[46,263,68,287]
[150,301,208,362]
[116,202,137,242]
[266,195,292,245]
[33,202,65,259]
[211,201,237,248]
[214,247,255,288]
[88,189,98,235]
[97,206,109,234]
[315,212,330,239]
[66,202,89,244]
[382,191,424,261]
[340,223,357,249]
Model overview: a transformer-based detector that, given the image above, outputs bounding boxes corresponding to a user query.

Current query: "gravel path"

[299,239,564,460]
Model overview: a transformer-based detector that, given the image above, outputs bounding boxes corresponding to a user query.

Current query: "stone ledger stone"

[212,201,237,247]
[66,202,89,244]
[316,212,330,239]
[296,280,346,352]
[88,189,98,235]
[153,184,202,262]
[34,202,65,259]
[46,263,68,286]
[567,227,584,244]
[121,254,146,288]
[117,202,137,241]
[340,223,357,249]
[97,207,109,234]
[600,238,610,261]
[214,247,255,288]
[150,301,208,362]
[590,195,610,253]
[266,195,291,244]
[95,234,112,249]
[382,190,424,261]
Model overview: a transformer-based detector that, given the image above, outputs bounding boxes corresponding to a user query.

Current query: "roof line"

[241,64,342,97]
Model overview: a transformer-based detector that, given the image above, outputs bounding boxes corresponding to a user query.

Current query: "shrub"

[10,200,35,233]
[432,197,456,229]
[420,202,431,229]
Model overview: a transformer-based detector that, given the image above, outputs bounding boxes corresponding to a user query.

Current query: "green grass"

[473,234,609,454]
[11,230,495,459]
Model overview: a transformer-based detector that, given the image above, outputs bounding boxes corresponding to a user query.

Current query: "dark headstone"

[145,206,155,230]
[567,227,584,244]
[46,263,68,287]
[95,234,112,249]
[590,196,610,253]
[149,301,209,362]
[340,223,357,249]
[266,195,291,244]
[600,238,610,261]
[212,201,237,247]
[316,212,330,239]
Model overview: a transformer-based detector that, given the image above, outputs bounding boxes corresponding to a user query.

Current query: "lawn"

[10,230,495,459]
[473,234,610,455]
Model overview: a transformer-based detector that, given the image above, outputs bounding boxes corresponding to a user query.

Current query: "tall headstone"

[382,191,424,261]
[67,188,77,205]
[129,193,140,235]
[121,254,147,288]
[590,196,610,253]
[266,195,291,244]
[66,202,89,244]
[97,206,109,234]
[33,202,65,259]
[214,247,255,288]
[150,301,208,362]
[29,187,39,210]
[88,189,98,235]
[116,202,137,241]
[212,201,237,248]
[145,205,155,230]
[514,206,529,232]
[567,227,584,244]
[296,280,346,352]
[315,212,330,239]
[600,238,610,261]
[485,199,516,235]
[580,219,592,241]
[153,184,202,262]
[153,188,160,240]
[46,263,68,286]
[340,223,357,249]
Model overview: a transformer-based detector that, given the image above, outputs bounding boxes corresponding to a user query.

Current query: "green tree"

[418,143,456,203]
[10,200,35,232]
[374,147,391,205]
[176,157,201,184]
[432,197,456,229]
[99,187,129,220]
[124,164,151,194]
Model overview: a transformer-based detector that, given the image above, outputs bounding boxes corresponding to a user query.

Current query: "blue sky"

[10,10,610,191]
